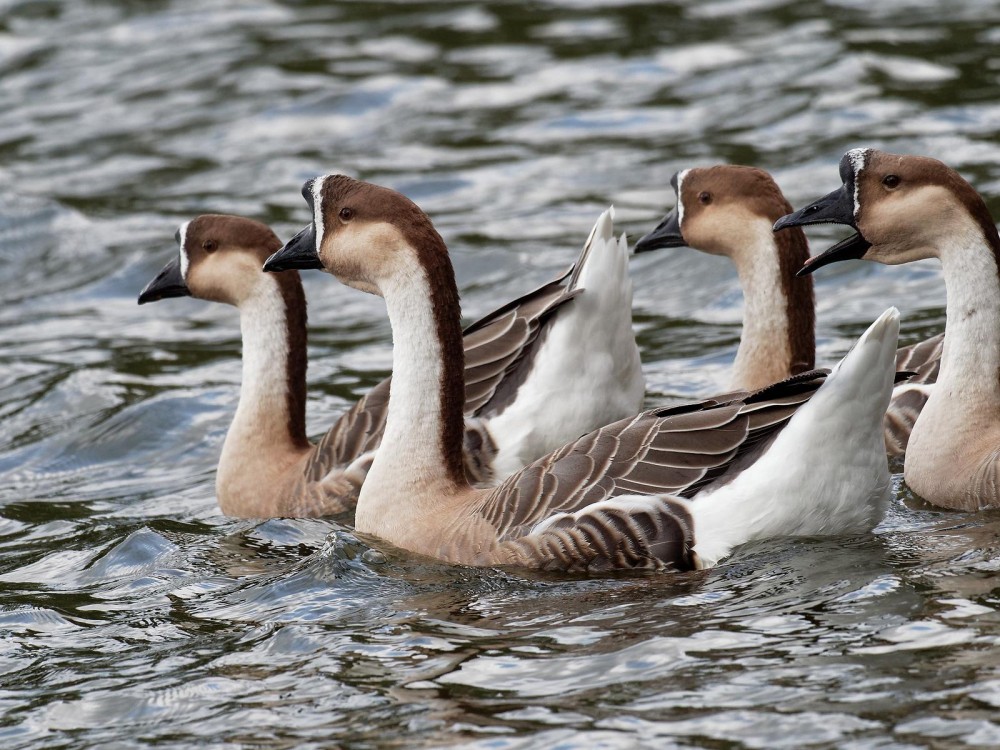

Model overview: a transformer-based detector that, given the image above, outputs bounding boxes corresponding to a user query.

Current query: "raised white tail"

[569,206,619,290]
[691,307,900,567]
[486,207,645,476]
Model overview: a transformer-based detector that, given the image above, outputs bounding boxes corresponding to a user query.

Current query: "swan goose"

[137,211,644,517]
[262,174,900,571]
[634,164,942,457]
[775,148,1000,511]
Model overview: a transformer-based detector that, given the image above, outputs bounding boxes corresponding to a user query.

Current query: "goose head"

[635,165,797,261]
[263,175,446,297]
[774,148,997,275]
[138,215,284,306]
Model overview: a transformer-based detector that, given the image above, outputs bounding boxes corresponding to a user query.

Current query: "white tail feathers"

[570,207,631,293]
[573,208,632,298]
[842,306,900,360]
[691,308,900,567]
[823,306,900,417]
[484,207,645,478]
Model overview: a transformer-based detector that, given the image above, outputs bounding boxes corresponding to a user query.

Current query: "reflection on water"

[1,0,1000,747]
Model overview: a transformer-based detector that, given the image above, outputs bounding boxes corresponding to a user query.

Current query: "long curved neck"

[358,242,467,521]
[217,273,310,507]
[905,216,1000,508]
[934,222,1000,409]
[729,220,815,390]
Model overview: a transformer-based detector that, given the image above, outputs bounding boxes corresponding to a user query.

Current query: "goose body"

[635,164,942,457]
[138,211,643,517]
[263,174,899,571]
[775,148,1000,511]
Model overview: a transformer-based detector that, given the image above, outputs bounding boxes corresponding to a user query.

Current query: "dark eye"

[698,191,712,205]
[174,229,181,245]
[203,239,218,253]
[301,179,314,205]
[339,207,354,221]
[882,174,901,189]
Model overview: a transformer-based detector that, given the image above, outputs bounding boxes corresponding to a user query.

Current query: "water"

[2,0,1000,746]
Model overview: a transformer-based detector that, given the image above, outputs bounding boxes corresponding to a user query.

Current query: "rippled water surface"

[3,1,1000,747]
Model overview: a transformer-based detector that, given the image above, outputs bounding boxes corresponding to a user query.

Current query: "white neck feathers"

[935,223,1000,404]
[357,261,456,528]
[220,275,301,470]
[728,218,795,390]
[899,219,1000,509]
[240,277,294,417]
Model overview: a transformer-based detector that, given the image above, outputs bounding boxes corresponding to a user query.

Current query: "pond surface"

[2,1,1000,747]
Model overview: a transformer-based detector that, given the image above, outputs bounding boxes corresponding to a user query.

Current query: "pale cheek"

[319,244,347,275]
[698,232,731,256]
[189,271,238,305]
[199,256,262,305]
[343,278,382,296]
[680,222,718,255]
[322,248,371,287]
[688,214,750,257]
[863,245,894,264]
[867,239,936,265]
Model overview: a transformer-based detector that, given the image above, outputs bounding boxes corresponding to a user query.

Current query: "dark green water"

[2,1,1000,747]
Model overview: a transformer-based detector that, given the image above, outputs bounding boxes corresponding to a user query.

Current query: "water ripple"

[1,0,999,747]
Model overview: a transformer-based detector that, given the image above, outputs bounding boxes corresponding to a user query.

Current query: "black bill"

[773,184,870,277]
[634,207,685,253]
[138,256,190,304]
[263,224,323,272]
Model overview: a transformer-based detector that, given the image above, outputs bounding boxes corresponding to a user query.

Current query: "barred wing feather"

[477,370,829,544]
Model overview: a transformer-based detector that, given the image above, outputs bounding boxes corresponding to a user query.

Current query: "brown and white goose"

[262,174,900,572]
[138,210,644,517]
[775,148,1000,511]
[634,164,943,456]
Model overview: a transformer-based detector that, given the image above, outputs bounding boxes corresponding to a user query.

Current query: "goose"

[262,174,900,572]
[634,164,943,456]
[137,211,644,517]
[774,148,1000,511]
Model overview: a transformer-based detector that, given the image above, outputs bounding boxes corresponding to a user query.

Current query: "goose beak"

[634,207,685,253]
[138,256,190,304]
[773,185,871,276]
[263,224,323,272]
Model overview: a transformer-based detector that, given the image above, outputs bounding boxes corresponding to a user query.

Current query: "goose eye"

[301,179,314,204]
[882,174,901,189]
[339,207,354,221]
[174,229,181,245]
[698,191,712,205]
[203,239,218,253]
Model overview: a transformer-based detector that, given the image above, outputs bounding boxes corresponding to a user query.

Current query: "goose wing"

[500,493,698,573]
[475,370,828,542]
[885,332,944,456]
[461,208,620,418]
[304,377,391,482]
[884,383,933,458]
[895,332,943,384]
[461,270,579,417]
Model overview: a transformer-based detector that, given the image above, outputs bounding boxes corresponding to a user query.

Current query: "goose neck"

[219,273,310,488]
[729,221,814,389]
[359,248,467,514]
[936,223,1000,406]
